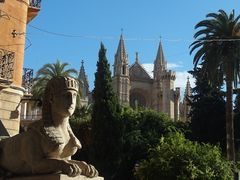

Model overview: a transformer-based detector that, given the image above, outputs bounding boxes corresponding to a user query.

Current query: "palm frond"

[31,59,79,100]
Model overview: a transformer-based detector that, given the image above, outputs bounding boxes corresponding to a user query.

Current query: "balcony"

[29,0,41,8]
[22,68,33,94]
[27,0,41,23]
[0,48,14,85]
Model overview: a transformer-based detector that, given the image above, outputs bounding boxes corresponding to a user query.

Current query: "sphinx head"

[42,76,79,126]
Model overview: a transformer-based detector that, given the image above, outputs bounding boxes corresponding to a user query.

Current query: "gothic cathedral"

[112,35,180,120]
[79,35,181,121]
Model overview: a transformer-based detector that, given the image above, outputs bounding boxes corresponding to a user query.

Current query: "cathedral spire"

[112,34,130,105]
[135,52,139,63]
[79,60,85,79]
[78,60,89,99]
[78,60,88,85]
[153,41,167,80]
[183,76,191,121]
[115,34,127,64]
[155,41,166,69]
[184,76,191,97]
[113,34,129,76]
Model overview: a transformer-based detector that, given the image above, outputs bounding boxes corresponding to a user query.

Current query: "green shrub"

[116,107,189,180]
[135,132,233,180]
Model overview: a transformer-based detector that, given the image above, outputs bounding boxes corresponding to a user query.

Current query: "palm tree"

[190,9,240,162]
[31,59,78,104]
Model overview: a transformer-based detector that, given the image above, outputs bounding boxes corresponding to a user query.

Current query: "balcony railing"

[0,48,14,82]
[29,0,41,9]
[22,68,33,94]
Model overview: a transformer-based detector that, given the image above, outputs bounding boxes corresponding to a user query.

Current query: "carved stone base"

[2,174,104,180]
[0,86,24,136]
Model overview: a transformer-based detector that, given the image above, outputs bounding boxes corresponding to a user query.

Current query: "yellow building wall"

[0,0,36,136]
[0,0,29,86]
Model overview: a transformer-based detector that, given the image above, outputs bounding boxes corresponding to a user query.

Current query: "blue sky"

[24,0,240,95]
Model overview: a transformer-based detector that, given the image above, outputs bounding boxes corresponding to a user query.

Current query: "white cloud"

[167,63,182,69]
[175,71,195,89]
[175,71,195,99]
[142,63,154,78]
[142,62,182,77]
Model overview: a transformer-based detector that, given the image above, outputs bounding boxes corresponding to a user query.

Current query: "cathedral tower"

[78,60,89,106]
[152,41,166,112]
[153,41,177,119]
[162,70,176,119]
[112,34,130,105]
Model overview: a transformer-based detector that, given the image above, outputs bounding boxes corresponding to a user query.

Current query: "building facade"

[112,35,180,120]
[0,0,41,136]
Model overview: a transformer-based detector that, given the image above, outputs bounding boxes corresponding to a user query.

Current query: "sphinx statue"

[0,76,98,178]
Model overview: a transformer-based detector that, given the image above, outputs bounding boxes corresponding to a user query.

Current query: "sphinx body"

[0,120,96,177]
[0,76,98,178]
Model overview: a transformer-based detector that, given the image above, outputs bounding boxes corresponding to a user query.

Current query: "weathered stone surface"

[0,77,99,178]
[2,174,104,180]
[0,88,23,136]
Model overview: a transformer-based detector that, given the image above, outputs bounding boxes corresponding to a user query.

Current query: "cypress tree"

[91,43,122,180]
[189,68,226,149]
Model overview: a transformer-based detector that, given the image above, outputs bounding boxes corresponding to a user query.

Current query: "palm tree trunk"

[226,64,235,162]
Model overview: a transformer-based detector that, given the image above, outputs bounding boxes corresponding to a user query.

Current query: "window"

[122,65,126,75]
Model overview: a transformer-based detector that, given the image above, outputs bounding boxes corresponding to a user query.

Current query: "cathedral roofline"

[129,52,152,80]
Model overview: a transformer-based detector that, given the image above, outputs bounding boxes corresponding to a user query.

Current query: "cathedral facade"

[112,35,180,120]
[79,35,181,121]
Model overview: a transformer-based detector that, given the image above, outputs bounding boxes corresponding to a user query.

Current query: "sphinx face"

[51,89,77,117]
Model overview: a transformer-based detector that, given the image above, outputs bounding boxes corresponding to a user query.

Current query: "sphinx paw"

[62,162,81,177]
[86,164,99,178]
[80,162,98,177]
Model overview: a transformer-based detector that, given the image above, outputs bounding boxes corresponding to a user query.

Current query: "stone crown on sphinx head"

[63,77,79,92]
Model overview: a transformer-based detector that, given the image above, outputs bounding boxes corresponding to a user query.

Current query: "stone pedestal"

[0,86,24,136]
[3,174,104,180]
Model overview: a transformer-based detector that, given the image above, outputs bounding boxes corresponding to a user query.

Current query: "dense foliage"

[116,107,188,180]
[90,43,123,180]
[70,104,232,180]
[190,9,240,161]
[70,117,92,161]
[70,105,189,180]
[234,93,240,156]
[135,132,233,180]
[189,68,226,150]
[69,104,92,160]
